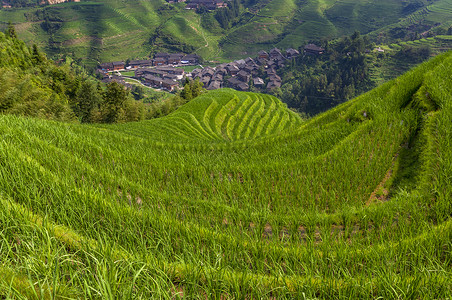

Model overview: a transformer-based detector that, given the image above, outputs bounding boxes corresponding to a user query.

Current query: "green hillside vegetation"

[0,31,166,123]
[0,51,451,297]
[2,0,452,62]
[369,0,452,43]
[369,35,452,84]
[102,88,303,142]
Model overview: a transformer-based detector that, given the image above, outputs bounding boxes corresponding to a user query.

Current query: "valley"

[0,1,451,297]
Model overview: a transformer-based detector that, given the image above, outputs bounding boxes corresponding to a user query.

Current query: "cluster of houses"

[98,44,324,93]
[98,52,201,91]
[185,0,227,10]
[99,52,200,72]
[164,0,228,10]
[135,66,185,91]
[190,44,324,92]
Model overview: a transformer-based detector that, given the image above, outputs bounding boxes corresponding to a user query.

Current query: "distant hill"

[1,0,451,64]
[0,50,451,297]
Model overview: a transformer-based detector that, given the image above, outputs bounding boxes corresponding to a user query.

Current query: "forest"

[0,26,204,123]
[275,32,375,115]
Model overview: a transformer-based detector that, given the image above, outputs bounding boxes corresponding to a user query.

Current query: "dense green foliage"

[0,51,451,298]
[0,32,157,123]
[2,0,452,62]
[278,32,375,115]
[145,78,206,119]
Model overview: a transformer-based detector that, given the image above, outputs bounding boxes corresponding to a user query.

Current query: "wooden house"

[129,59,153,69]
[304,44,324,55]
[237,82,249,91]
[112,61,125,71]
[237,70,251,83]
[258,50,269,60]
[269,48,284,60]
[253,77,265,87]
[144,75,163,87]
[207,80,222,90]
[266,80,281,90]
[168,53,184,65]
[162,79,179,91]
[285,48,300,59]
[226,65,239,76]
[99,62,114,71]
[181,54,200,64]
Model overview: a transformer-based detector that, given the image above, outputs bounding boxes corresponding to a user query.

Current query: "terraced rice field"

[0,53,452,298]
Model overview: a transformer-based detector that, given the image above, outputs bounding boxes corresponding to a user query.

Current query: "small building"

[245,57,255,65]
[285,48,300,59]
[258,50,269,60]
[162,79,179,91]
[212,73,223,82]
[181,54,200,64]
[155,52,170,59]
[99,62,114,71]
[235,59,246,68]
[227,77,242,88]
[201,67,215,77]
[226,65,240,76]
[237,82,249,91]
[243,65,256,74]
[266,67,277,76]
[215,68,227,76]
[112,61,125,71]
[269,74,281,82]
[164,74,179,81]
[185,0,227,10]
[129,59,153,69]
[200,76,211,86]
[237,70,251,83]
[269,48,284,60]
[144,74,163,87]
[304,44,324,55]
[207,80,222,90]
[253,77,265,87]
[154,57,167,66]
[168,53,184,65]
[267,80,281,90]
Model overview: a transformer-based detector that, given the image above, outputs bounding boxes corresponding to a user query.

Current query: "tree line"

[0,26,204,124]
[275,32,375,115]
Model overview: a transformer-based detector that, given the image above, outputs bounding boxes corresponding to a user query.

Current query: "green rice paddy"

[0,52,451,298]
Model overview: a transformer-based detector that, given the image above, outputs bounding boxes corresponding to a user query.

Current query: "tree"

[75,80,101,123]
[191,78,204,98]
[102,81,128,123]
[32,44,43,64]
[6,21,17,39]
[131,85,145,100]
[181,83,193,101]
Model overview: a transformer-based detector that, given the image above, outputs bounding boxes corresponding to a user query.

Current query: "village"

[98,44,324,93]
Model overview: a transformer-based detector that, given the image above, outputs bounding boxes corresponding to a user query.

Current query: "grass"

[3,0,451,63]
[0,52,452,297]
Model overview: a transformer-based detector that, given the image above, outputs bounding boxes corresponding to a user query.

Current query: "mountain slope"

[101,88,303,142]
[2,0,451,62]
[0,52,451,298]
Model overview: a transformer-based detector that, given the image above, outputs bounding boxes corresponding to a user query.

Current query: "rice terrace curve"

[0,53,452,298]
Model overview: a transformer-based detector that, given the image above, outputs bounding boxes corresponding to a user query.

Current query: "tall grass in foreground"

[0,52,452,298]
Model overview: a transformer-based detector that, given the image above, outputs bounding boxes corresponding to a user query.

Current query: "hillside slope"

[100,88,303,142]
[0,52,451,298]
[2,0,451,61]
